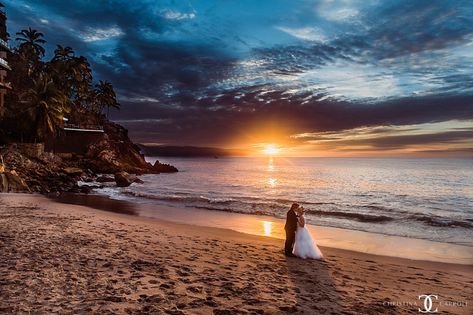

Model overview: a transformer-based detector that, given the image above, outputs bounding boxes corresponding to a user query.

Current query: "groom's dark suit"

[284,209,298,256]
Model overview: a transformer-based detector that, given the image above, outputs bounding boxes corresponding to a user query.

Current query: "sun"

[263,144,280,155]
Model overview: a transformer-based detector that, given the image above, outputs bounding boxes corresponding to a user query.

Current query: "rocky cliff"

[0,121,177,193]
[77,121,177,174]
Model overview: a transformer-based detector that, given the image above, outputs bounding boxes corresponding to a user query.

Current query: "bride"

[293,206,323,259]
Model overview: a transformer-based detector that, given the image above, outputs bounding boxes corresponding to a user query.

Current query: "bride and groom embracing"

[284,203,323,259]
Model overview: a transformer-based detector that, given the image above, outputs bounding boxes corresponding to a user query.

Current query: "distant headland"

[138,145,248,158]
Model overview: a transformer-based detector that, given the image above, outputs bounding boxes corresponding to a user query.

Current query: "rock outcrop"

[151,160,178,173]
[0,148,79,193]
[79,121,178,175]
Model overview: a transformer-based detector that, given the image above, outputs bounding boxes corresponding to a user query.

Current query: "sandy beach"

[1,193,472,314]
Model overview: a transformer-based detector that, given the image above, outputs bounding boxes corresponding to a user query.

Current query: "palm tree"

[94,80,120,117]
[49,50,92,109]
[16,27,46,57]
[21,75,71,141]
[15,28,47,78]
[52,45,74,62]
[70,56,93,107]
[71,56,92,87]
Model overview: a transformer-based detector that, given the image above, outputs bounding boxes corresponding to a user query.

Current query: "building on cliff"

[49,117,105,154]
[0,2,11,118]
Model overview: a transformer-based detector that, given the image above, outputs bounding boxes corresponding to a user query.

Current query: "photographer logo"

[418,295,438,313]
[382,294,467,312]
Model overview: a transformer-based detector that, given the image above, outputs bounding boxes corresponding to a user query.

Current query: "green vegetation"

[1,27,120,143]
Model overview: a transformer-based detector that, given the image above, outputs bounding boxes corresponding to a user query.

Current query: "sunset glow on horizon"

[227,119,473,158]
[263,144,280,155]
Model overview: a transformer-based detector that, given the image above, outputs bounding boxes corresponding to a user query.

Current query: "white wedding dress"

[293,225,323,259]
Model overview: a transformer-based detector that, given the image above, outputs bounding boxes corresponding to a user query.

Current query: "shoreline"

[52,192,473,265]
[1,193,472,314]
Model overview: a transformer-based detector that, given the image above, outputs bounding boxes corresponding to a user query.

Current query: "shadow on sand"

[284,255,348,314]
[285,252,400,314]
[49,193,138,216]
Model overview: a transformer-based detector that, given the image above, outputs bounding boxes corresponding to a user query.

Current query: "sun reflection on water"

[268,157,274,172]
[267,158,278,188]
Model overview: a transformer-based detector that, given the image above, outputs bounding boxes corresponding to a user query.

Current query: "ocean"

[96,157,473,246]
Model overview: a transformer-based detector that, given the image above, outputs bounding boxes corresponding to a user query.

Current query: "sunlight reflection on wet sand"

[262,220,273,236]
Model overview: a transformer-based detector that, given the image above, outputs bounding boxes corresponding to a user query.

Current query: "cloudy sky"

[5,0,473,156]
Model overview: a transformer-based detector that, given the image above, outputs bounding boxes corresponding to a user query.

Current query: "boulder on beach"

[79,185,93,194]
[96,175,115,182]
[134,177,144,184]
[115,171,132,187]
[63,167,84,176]
[114,171,143,187]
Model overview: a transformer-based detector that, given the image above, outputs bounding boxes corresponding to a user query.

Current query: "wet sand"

[0,193,472,314]
[52,193,473,265]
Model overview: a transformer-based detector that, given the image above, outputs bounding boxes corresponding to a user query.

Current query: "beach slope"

[0,194,471,314]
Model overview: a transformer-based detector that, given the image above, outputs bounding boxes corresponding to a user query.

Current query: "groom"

[284,203,299,257]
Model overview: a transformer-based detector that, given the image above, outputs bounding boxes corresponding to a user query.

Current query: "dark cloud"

[115,93,473,146]
[322,130,473,151]
[4,0,473,152]
[367,0,473,59]
[415,147,473,156]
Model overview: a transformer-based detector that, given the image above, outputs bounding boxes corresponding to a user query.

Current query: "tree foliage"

[21,75,71,141]
[1,27,120,143]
